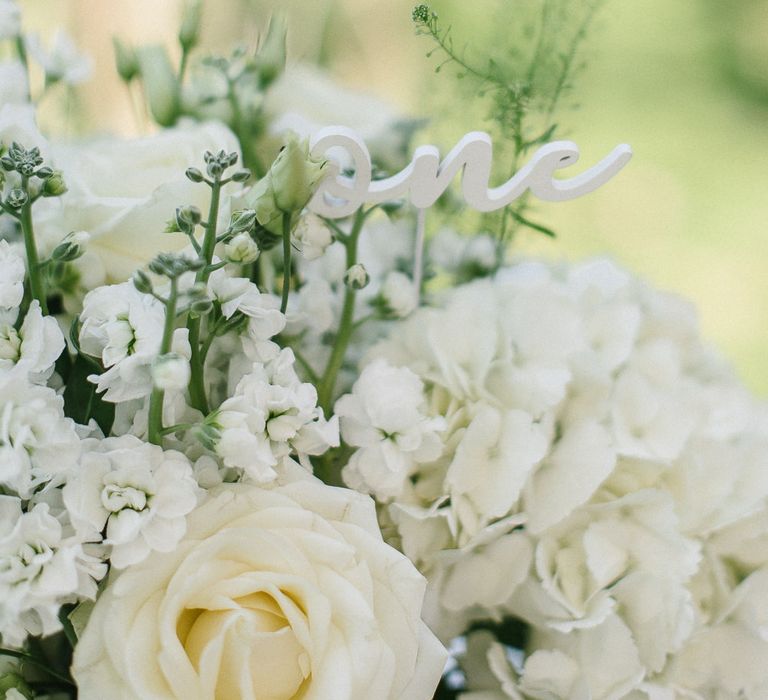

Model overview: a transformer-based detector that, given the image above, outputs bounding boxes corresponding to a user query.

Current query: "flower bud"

[228,208,257,233]
[51,231,89,262]
[132,270,154,295]
[177,204,202,228]
[178,0,202,51]
[152,353,191,391]
[6,188,27,209]
[255,16,287,88]
[344,263,370,290]
[380,271,418,318]
[224,232,260,264]
[42,170,67,197]
[230,169,251,183]
[35,166,54,179]
[270,134,327,214]
[113,37,139,82]
[136,45,180,127]
[185,167,204,183]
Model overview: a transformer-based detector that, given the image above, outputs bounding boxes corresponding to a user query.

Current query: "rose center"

[181,590,310,699]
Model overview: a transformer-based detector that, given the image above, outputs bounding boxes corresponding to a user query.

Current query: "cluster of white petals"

[337,359,445,500]
[0,496,105,647]
[0,373,81,499]
[79,281,167,402]
[339,258,768,698]
[214,348,339,482]
[63,435,200,569]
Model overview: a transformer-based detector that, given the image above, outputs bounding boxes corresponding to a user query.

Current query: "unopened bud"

[185,167,204,183]
[344,263,370,290]
[132,270,154,294]
[224,232,260,264]
[41,171,67,197]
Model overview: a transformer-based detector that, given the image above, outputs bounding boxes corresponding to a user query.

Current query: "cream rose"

[36,120,240,282]
[71,476,446,699]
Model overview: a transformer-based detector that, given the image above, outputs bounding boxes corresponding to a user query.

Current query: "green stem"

[148,279,178,445]
[19,177,48,314]
[280,212,292,314]
[178,46,190,84]
[0,648,74,687]
[186,179,222,414]
[317,208,366,413]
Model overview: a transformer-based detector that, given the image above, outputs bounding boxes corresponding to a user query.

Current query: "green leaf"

[62,353,115,434]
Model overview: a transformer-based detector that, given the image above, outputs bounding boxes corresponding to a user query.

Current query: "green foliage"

[413,1,605,255]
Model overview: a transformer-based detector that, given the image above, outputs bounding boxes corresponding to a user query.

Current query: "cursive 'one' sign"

[308,126,632,219]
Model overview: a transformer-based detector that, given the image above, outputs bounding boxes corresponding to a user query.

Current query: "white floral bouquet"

[1,1,767,699]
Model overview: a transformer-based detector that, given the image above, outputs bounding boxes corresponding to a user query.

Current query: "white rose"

[37,120,240,282]
[72,478,446,699]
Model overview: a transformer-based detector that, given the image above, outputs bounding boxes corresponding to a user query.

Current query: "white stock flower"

[79,282,165,402]
[0,241,24,314]
[0,301,64,382]
[25,30,91,85]
[0,497,105,647]
[223,231,260,264]
[37,121,239,282]
[214,348,338,482]
[0,373,81,499]
[72,478,446,700]
[294,212,333,260]
[207,270,285,362]
[63,435,200,569]
[336,359,445,500]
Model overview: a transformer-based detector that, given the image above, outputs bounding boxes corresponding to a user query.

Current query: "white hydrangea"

[63,435,200,569]
[0,301,64,382]
[214,348,339,482]
[336,359,445,500]
[351,257,768,697]
[79,281,165,402]
[0,496,105,647]
[0,373,81,499]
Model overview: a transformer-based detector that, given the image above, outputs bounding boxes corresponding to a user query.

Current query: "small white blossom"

[26,30,92,85]
[214,348,339,482]
[0,301,64,383]
[63,435,200,569]
[336,359,445,500]
[0,497,105,647]
[79,282,165,402]
[0,373,81,499]
[0,241,24,314]
[207,270,285,361]
[294,212,333,260]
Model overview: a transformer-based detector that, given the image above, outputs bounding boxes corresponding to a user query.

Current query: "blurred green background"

[18,0,768,392]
